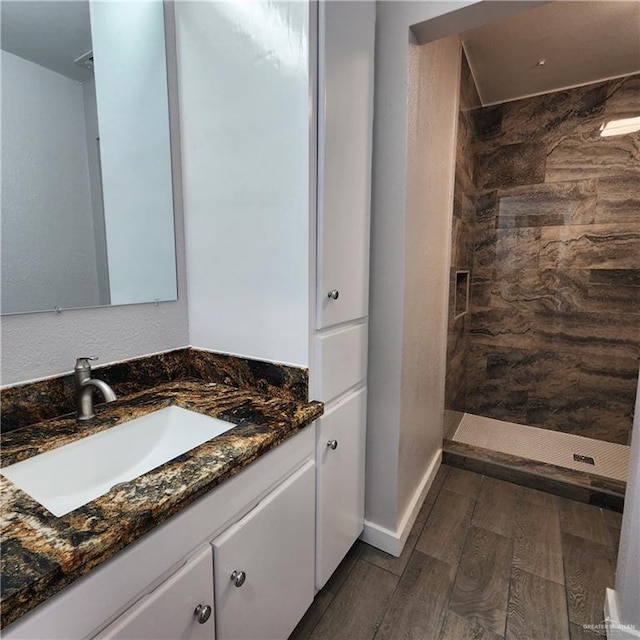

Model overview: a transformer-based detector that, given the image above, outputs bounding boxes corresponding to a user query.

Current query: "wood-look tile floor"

[289,465,622,640]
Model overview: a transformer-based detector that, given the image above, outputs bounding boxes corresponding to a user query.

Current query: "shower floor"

[452,413,629,483]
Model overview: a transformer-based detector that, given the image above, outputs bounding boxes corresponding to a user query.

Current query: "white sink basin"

[1,406,235,517]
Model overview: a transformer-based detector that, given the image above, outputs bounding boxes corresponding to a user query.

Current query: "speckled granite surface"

[189,349,309,401]
[0,379,322,629]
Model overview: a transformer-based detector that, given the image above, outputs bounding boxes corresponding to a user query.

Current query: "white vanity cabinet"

[3,429,315,640]
[213,461,315,640]
[95,546,215,640]
[96,461,316,640]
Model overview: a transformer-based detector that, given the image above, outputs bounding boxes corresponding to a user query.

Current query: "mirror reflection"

[1,0,178,315]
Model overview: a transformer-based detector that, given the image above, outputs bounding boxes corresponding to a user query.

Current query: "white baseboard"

[361,450,442,557]
[604,588,640,639]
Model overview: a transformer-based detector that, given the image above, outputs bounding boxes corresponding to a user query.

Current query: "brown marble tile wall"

[1,348,309,432]
[460,73,640,445]
[445,53,479,412]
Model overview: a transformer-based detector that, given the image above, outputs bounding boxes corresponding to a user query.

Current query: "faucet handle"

[75,356,98,370]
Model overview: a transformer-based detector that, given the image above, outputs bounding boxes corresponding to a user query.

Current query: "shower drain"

[573,454,595,465]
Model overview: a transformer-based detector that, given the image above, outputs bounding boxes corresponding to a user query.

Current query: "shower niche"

[453,271,469,319]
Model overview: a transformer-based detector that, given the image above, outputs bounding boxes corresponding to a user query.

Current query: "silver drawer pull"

[327,440,338,450]
[231,570,246,587]
[194,604,212,624]
[327,290,339,300]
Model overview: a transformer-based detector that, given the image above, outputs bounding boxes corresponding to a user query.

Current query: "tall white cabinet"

[313,0,375,590]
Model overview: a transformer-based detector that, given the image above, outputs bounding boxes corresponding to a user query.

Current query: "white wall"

[366,0,476,535]
[176,1,311,367]
[366,0,544,538]
[2,1,310,385]
[613,374,640,633]
[90,0,177,306]
[1,50,100,314]
[397,34,461,519]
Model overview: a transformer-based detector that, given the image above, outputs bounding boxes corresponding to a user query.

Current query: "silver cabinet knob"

[327,440,338,450]
[231,570,246,587]
[327,290,339,300]
[194,604,212,624]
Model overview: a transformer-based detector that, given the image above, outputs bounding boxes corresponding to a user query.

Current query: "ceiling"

[1,1,92,82]
[461,1,640,106]
[3,0,639,101]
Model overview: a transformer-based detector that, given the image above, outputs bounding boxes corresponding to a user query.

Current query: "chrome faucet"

[75,357,117,420]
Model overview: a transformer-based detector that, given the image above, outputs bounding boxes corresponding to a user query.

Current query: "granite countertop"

[0,379,323,629]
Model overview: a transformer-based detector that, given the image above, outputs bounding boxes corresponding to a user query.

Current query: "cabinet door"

[316,0,375,329]
[212,461,315,640]
[316,387,367,589]
[95,546,215,640]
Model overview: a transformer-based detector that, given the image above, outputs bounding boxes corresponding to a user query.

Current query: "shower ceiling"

[461,1,640,105]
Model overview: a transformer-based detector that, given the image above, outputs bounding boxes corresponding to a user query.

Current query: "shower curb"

[443,439,625,512]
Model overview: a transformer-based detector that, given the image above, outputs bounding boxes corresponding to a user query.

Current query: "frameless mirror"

[1,0,178,315]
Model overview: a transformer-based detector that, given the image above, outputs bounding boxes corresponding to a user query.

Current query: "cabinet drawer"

[212,461,315,640]
[315,322,367,402]
[316,387,367,589]
[94,546,215,640]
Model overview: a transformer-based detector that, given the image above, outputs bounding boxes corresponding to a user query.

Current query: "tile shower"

[445,55,639,461]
